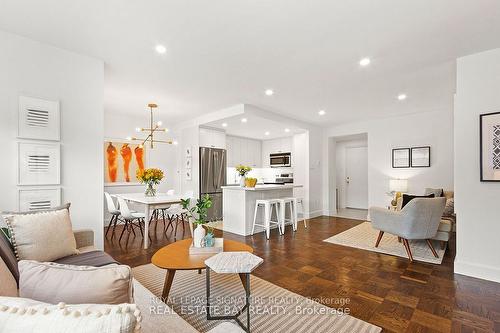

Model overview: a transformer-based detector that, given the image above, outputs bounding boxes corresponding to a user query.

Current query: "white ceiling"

[1,1,500,126]
[203,114,305,140]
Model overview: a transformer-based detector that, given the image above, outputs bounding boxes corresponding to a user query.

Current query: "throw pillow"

[401,193,435,209]
[2,203,78,262]
[18,260,134,305]
[443,198,455,217]
[424,188,444,197]
[0,231,18,284]
[0,296,141,333]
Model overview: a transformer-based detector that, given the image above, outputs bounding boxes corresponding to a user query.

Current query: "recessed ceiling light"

[155,44,167,54]
[318,110,326,116]
[359,57,371,67]
[265,89,274,96]
[284,128,290,133]
[222,123,228,127]
[241,118,248,123]
[397,94,407,101]
[265,131,270,136]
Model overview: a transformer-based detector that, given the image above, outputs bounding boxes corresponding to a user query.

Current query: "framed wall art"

[411,146,431,167]
[18,187,61,211]
[18,95,60,141]
[392,148,410,168]
[480,111,500,181]
[104,140,146,185]
[18,142,60,185]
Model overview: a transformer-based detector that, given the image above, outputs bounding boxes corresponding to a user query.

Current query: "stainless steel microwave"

[270,152,291,167]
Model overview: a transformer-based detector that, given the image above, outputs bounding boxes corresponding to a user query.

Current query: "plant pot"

[144,183,157,197]
[239,176,246,187]
[193,224,206,248]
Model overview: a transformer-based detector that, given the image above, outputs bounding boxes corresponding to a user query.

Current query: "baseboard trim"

[454,259,500,283]
[307,210,323,219]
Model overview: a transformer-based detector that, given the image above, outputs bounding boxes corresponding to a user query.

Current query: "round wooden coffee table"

[151,238,253,300]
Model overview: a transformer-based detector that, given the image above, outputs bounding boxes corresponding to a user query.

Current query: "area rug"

[323,222,445,264]
[132,264,381,333]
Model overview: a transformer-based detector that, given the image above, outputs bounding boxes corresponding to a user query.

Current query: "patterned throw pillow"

[443,198,455,217]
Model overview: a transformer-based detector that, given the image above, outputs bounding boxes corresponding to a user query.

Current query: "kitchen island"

[221,184,303,236]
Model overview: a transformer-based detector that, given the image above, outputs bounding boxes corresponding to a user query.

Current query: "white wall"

[324,110,454,215]
[103,112,180,217]
[0,31,105,248]
[454,48,500,283]
[335,137,368,209]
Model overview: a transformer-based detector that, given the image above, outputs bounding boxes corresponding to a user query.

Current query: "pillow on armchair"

[400,193,435,209]
[2,203,79,262]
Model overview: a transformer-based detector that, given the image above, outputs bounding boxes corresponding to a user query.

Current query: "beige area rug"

[323,222,445,264]
[132,264,381,333]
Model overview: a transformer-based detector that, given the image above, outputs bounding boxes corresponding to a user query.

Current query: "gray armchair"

[369,197,446,262]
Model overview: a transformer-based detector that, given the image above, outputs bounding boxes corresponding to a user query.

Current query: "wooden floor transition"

[104,216,500,333]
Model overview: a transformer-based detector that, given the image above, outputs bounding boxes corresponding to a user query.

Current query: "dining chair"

[163,190,194,240]
[104,192,122,238]
[117,197,151,243]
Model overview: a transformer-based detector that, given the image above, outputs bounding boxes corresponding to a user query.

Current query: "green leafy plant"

[181,194,213,226]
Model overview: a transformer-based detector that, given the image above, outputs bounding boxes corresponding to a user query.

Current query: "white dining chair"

[117,197,149,242]
[104,192,122,238]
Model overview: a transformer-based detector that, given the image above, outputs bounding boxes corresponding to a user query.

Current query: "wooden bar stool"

[251,199,283,239]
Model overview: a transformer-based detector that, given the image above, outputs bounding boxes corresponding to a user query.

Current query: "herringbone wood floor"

[104,216,500,333]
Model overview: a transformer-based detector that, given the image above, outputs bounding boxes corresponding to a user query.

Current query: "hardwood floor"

[104,216,500,333]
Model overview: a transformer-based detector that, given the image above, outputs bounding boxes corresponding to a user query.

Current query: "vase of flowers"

[181,194,213,247]
[136,168,164,197]
[235,164,252,187]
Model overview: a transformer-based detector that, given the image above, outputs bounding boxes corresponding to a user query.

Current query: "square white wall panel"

[18,142,61,185]
[18,95,60,141]
[18,188,61,211]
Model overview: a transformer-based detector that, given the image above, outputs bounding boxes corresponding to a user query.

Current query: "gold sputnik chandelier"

[127,103,174,149]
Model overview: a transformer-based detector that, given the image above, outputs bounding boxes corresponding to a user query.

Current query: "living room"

[1,2,500,333]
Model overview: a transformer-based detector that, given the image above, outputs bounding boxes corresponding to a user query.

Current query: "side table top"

[151,238,253,270]
[205,252,263,274]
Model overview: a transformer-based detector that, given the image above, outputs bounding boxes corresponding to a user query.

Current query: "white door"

[345,146,368,209]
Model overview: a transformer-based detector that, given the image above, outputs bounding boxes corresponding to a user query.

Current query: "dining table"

[114,193,185,249]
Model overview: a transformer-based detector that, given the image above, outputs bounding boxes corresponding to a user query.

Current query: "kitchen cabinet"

[199,127,226,149]
[226,135,261,167]
[261,137,293,167]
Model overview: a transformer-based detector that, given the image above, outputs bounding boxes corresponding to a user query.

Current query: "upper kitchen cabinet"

[261,137,293,167]
[199,127,226,149]
[226,135,261,167]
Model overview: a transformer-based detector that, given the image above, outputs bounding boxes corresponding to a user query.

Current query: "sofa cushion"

[0,231,18,284]
[401,193,435,209]
[0,296,141,333]
[424,188,444,197]
[0,259,17,297]
[19,260,134,305]
[54,250,118,267]
[3,203,78,262]
[438,219,453,232]
[443,198,454,217]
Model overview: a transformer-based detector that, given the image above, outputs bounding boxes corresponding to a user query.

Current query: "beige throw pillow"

[19,260,134,305]
[3,204,78,261]
[0,296,141,333]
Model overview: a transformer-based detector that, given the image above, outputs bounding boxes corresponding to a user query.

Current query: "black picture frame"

[392,148,410,168]
[411,146,431,168]
[480,111,500,182]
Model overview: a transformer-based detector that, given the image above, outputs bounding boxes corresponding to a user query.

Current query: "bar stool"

[285,197,307,228]
[251,199,283,239]
[278,197,297,233]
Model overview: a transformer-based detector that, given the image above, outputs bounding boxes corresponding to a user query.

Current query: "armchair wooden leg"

[398,236,402,243]
[402,239,413,262]
[375,231,384,247]
[440,241,447,250]
[426,239,439,258]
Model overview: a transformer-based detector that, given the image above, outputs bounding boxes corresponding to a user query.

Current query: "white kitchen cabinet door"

[199,128,226,149]
[226,136,234,167]
[199,128,211,147]
[232,137,242,166]
[212,130,226,149]
[281,137,292,153]
[249,140,261,167]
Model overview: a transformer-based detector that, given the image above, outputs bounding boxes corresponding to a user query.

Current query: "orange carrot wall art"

[104,141,146,184]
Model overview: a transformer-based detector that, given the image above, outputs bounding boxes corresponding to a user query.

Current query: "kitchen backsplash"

[226,167,293,184]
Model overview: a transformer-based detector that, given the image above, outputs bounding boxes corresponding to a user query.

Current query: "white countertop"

[221,184,302,191]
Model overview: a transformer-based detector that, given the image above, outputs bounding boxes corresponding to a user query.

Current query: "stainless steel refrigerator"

[199,147,226,221]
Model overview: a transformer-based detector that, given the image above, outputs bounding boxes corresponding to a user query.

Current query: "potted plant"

[235,164,252,186]
[181,194,213,247]
[136,168,164,196]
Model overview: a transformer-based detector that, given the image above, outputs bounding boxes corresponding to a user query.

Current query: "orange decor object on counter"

[106,142,118,182]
